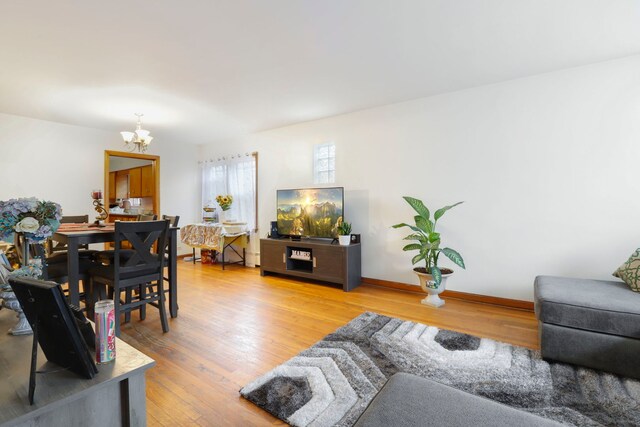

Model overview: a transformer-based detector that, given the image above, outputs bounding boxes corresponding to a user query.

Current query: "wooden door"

[141,165,154,197]
[128,167,142,198]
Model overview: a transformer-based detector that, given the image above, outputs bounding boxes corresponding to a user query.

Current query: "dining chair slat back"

[162,215,180,227]
[48,215,91,254]
[115,221,168,276]
[61,215,90,224]
[136,214,158,221]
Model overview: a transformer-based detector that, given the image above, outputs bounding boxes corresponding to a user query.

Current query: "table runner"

[57,223,115,232]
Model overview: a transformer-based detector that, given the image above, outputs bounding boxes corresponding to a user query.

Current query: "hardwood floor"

[120,262,539,426]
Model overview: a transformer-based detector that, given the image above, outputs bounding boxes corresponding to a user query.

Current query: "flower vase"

[415,269,453,308]
[220,209,235,224]
[0,289,32,335]
[1,232,33,335]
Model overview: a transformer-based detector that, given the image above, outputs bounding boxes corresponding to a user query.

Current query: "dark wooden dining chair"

[162,215,180,227]
[47,215,97,261]
[137,214,158,221]
[15,237,96,309]
[93,214,157,264]
[160,215,180,305]
[33,244,95,286]
[95,215,176,321]
[88,220,170,336]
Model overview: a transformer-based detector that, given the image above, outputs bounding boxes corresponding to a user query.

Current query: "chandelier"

[120,113,153,153]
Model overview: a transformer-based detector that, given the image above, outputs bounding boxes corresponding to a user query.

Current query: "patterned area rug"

[240,312,640,427]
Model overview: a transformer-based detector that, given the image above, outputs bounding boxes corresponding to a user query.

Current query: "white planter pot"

[414,269,453,308]
[338,235,351,246]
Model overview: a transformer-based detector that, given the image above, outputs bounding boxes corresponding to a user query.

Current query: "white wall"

[109,156,152,172]
[0,113,200,254]
[201,55,640,301]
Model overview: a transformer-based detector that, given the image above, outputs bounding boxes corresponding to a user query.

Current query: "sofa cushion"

[534,275,640,339]
[354,373,561,427]
[614,248,640,292]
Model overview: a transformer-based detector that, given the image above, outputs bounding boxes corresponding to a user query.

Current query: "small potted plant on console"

[392,196,465,308]
[337,221,352,246]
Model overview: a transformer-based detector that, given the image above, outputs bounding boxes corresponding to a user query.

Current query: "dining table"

[51,222,180,318]
[180,222,249,269]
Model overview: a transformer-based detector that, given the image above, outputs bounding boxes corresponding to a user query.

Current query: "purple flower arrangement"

[0,197,62,243]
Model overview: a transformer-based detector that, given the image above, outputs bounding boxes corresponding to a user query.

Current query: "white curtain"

[201,154,258,265]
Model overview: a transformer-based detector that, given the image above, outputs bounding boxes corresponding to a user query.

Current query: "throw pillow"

[614,248,640,292]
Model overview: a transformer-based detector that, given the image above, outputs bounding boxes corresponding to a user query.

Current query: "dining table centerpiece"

[0,197,61,335]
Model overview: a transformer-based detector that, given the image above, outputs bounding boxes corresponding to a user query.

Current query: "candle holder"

[91,190,108,224]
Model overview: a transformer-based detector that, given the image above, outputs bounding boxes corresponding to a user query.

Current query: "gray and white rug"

[240,312,640,426]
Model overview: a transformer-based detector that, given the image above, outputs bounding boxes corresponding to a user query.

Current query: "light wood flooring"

[119,262,539,426]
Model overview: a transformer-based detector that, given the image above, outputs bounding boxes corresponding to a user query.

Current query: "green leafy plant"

[392,196,465,287]
[337,221,352,236]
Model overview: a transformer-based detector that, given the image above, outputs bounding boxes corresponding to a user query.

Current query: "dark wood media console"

[260,238,361,291]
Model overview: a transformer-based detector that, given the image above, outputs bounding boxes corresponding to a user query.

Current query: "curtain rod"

[199,151,257,164]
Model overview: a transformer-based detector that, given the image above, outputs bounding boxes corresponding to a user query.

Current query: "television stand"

[260,238,361,291]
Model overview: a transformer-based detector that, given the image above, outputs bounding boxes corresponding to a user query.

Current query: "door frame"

[104,150,161,216]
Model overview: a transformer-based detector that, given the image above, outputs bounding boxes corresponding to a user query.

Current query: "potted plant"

[392,196,465,307]
[337,221,352,246]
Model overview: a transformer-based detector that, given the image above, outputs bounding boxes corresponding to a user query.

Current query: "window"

[313,143,336,184]
[201,153,258,231]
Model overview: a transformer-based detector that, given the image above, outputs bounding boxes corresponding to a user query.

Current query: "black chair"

[161,215,180,301]
[137,214,157,221]
[47,215,98,263]
[162,215,180,227]
[93,214,157,265]
[34,244,95,286]
[94,215,176,321]
[130,215,179,322]
[88,220,170,336]
[15,237,96,309]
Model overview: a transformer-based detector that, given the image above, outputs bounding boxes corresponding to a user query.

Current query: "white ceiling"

[1,0,639,144]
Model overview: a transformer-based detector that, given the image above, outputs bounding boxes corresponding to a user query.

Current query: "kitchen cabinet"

[115,170,129,199]
[112,165,152,200]
[141,165,154,197]
[108,172,116,202]
[128,167,142,198]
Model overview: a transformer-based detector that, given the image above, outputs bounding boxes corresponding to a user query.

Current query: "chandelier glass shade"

[121,113,153,153]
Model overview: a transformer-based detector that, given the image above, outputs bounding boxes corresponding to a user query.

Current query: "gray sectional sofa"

[354,373,561,426]
[356,276,639,426]
[535,275,640,379]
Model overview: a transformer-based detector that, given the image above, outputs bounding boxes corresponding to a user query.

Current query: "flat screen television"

[277,187,344,238]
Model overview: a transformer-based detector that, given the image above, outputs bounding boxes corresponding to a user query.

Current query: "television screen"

[277,187,344,238]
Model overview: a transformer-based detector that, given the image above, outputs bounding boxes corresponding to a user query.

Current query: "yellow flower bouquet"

[216,194,233,211]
